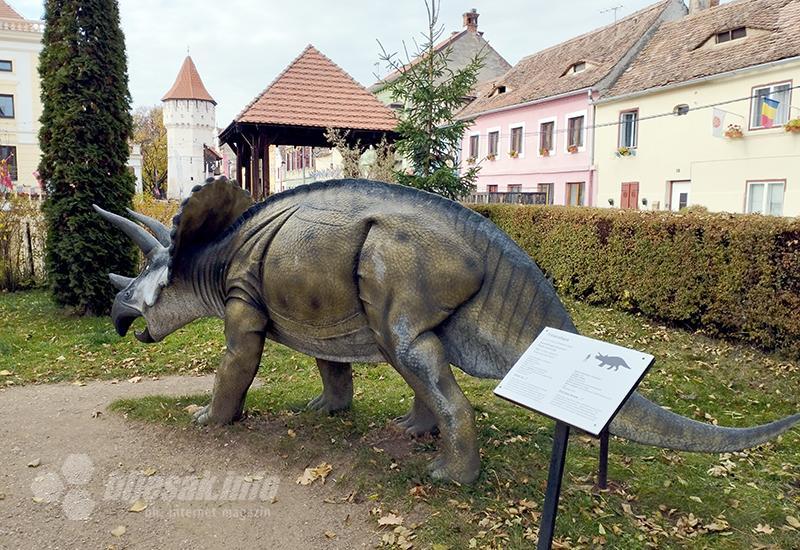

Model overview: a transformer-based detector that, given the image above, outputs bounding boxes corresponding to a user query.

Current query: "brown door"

[621,182,639,209]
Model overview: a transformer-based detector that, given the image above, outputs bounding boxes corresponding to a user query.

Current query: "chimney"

[463,9,479,33]
[689,0,720,14]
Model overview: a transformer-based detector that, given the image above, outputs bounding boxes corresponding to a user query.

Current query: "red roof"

[161,56,216,105]
[0,1,23,20]
[235,45,397,131]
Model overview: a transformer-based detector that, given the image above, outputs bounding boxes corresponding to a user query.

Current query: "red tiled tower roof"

[161,56,216,105]
[0,1,24,20]
[235,45,396,131]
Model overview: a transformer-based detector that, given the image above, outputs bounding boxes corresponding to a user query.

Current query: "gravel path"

[0,376,376,549]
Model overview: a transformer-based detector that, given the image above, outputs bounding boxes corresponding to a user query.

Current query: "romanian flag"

[761,97,780,128]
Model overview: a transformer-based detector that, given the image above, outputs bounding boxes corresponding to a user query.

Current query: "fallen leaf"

[91,410,102,418]
[296,462,333,485]
[378,512,404,527]
[129,499,147,513]
[142,467,157,477]
[56,355,66,362]
[324,530,336,539]
[32,496,44,503]
[27,458,41,468]
[287,429,296,438]
[110,525,127,537]
[689,496,702,503]
[753,523,774,535]
[0,370,12,376]
[183,404,203,415]
[786,516,800,529]
[128,376,142,384]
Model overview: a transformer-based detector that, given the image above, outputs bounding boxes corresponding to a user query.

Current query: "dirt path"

[0,377,377,550]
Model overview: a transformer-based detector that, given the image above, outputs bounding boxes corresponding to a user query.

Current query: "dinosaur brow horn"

[109,273,134,290]
[126,208,171,246]
[92,204,163,257]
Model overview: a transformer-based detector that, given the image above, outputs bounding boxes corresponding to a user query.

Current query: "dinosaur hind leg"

[308,359,353,414]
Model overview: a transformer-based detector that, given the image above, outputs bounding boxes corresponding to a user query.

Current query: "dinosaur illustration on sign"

[595,353,631,372]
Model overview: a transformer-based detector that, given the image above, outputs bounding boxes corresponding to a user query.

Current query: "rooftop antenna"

[601,5,624,25]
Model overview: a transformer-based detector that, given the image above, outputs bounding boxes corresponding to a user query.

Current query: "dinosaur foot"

[427,454,480,485]
[191,404,242,426]
[394,408,439,437]
[307,392,352,414]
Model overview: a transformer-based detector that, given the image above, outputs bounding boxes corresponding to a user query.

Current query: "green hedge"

[471,205,800,357]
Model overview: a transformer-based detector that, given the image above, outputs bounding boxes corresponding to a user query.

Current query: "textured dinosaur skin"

[96,178,800,485]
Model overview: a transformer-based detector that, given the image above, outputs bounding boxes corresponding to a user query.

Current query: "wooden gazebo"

[219,45,397,199]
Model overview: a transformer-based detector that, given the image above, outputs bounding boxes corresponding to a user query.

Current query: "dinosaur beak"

[111,297,140,337]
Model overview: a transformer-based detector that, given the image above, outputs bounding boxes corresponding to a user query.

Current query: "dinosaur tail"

[610,392,800,453]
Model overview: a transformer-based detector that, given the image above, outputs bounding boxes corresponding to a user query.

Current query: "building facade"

[0,3,42,194]
[594,0,800,216]
[162,56,217,200]
[458,0,686,206]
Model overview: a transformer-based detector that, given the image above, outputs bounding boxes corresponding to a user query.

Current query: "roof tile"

[162,56,216,105]
[235,45,397,132]
[0,1,23,20]
[606,0,800,97]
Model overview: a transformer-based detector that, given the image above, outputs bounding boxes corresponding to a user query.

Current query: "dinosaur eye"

[124,288,133,300]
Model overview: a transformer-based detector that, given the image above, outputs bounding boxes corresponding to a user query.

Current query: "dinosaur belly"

[262,204,370,343]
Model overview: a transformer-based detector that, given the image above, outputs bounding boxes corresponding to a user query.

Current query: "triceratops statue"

[95,177,799,484]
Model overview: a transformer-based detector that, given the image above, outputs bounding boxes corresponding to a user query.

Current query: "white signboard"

[494,327,654,435]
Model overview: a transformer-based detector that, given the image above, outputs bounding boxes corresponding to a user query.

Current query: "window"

[0,95,13,118]
[537,183,554,205]
[488,131,499,156]
[567,116,584,149]
[619,110,638,148]
[0,60,11,72]
[510,125,523,155]
[716,27,746,44]
[0,145,17,181]
[507,184,522,193]
[469,134,479,159]
[751,82,791,129]
[487,184,498,193]
[539,121,554,153]
[747,181,784,216]
[571,62,586,74]
[566,182,584,206]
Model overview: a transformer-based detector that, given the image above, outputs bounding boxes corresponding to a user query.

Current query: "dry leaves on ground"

[296,462,333,485]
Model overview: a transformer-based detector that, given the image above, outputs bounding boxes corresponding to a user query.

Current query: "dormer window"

[489,85,507,97]
[570,62,586,74]
[716,27,746,43]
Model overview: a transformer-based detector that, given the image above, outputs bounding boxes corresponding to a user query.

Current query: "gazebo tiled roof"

[162,56,216,105]
[235,44,397,131]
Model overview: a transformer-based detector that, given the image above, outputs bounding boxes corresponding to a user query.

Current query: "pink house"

[459,0,685,206]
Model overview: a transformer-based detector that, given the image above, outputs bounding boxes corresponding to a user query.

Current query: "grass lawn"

[3,290,799,548]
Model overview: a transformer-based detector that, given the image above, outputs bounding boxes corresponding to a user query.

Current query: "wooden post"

[235,142,243,186]
[251,132,261,200]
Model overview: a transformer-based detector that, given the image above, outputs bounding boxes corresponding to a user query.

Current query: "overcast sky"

[12,1,706,126]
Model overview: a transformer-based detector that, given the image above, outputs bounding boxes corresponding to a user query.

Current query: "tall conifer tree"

[39,0,136,314]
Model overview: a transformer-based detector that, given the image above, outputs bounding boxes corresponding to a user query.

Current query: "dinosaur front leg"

[194,299,267,426]
[395,396,439,437]
[307,359,353,413]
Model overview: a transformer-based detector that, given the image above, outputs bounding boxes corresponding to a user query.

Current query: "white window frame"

[618,109,638,149]
[746,180,785,216]
[509,122,525,158]
[564,110,587,153]
[537,116,556,157]
[486,126,501,158]
[468,131,480,159]
[749,81,792,130]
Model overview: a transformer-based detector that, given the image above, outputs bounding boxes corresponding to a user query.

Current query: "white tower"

[162,56,216,200]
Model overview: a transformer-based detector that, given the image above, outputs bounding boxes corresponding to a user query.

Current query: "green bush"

[471,204,800,357]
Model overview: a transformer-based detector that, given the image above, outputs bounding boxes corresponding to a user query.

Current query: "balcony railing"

[0,18,44,34]
[466,192,548,205]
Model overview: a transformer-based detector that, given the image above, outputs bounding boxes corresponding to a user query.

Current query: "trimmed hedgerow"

[471,205,800,357]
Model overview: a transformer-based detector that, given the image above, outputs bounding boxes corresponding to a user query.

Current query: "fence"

[467,192,548,205]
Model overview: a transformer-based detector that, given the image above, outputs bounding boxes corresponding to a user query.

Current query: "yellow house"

[594,0,800,216]
[0,1,43,194]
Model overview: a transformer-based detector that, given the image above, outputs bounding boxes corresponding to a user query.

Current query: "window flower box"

[567,144,579,154]
[466,156,477,165]
[615,146,636,157]
[508,150,519,158]
[784,119,800,134]
[539,148,550,157]
[724,124,744,139]
[486,153,496,161]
